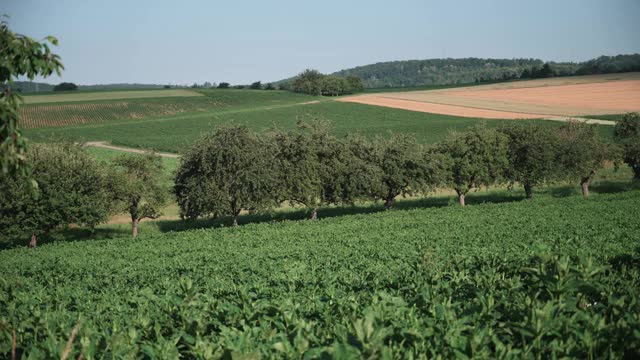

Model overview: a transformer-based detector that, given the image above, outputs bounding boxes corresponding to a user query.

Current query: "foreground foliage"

[1,191,639,358]
[0,18,63,176]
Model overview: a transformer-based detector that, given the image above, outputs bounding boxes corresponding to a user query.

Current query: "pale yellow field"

[23,89,202,104]
[340,73,640,119]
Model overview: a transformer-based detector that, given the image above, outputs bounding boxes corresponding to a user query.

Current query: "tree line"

[284,69,365,96]
[1,113,639,247]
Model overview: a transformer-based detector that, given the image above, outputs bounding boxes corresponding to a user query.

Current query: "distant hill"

[277,54,640,89]
[12,81,166,94]
[333,58,546,88]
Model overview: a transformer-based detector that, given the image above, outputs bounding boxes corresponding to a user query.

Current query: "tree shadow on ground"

[608,246,640,271]
[0,227,129,250]
[154,191,525,233]
[2,180,635,250]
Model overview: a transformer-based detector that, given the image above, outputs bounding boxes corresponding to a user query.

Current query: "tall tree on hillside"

[437,126,510,206]
[1,18,63,177]
[250,81,262,90]
[292,69,323,95]
[174,126,279,226]
[499,125,560,199]
[112,153,168,238]
[0,143,115,247]
[556,121,615,198]
[614,112,640,180]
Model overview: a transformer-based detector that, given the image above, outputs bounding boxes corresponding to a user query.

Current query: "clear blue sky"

[4,0,640,85]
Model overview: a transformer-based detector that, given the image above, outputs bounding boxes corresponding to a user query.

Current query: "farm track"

[84,141,180,158]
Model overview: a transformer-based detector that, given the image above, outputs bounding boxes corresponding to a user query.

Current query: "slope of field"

[22,89,201,104]
[20,89,317,128]
[340,73,640,119]
[1,190,639,357]
[24,101,581,153]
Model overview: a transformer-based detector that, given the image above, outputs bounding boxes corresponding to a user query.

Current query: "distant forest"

[332,54,640,88]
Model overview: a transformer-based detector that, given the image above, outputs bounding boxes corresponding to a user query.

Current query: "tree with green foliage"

[437,126,509,206]
[361,134,427,208]
[0,18,63,177]
[320,75,347,96]
[614,112,640,180]
[346,75,364,93]
[265,82,275,90]
[292,69,323,95]
[217,82,230,89]
[273,120,374,219]
[499,124,560,199]
[556,122,614,197]
[174,126,279,226]
[278,82,291,91]
[0,143,115,247]
[112,153,168,238]
[249,81,262,90]
[272,121,329,219]
[53,82,77,91]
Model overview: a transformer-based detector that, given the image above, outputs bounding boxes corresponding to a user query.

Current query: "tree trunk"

[311,208,318,220]
[581,179,590,198]
[132,217,139,238]
[384,195,395,209]
[524,182,533,199]
[232,212,239,226]
[29,234,37,248]
[457,193,466,206]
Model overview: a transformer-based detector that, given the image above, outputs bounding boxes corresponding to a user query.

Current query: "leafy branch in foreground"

[0,18,63,177]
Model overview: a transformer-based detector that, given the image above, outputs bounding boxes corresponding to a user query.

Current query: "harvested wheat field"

[339,73,640,120]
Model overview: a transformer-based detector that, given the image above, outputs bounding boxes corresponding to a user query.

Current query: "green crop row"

[21,89,317,129]
[1,190,639,358]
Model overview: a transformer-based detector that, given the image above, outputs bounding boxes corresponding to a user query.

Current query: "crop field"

[25,99,609,153]
[20,89,317,128]
[1,190,639,357]
[340,72,640,119]
[22,89,202,104]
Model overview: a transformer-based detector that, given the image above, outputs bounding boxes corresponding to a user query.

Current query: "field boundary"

[84,141,180,158]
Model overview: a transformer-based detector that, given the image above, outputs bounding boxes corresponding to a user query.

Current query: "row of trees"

[2,115,637,246]
[290,69,365,96]
[0,145,168,246]
[174,114,639,224]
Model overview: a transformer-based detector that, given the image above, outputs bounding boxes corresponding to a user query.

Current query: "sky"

[3,0,640,85]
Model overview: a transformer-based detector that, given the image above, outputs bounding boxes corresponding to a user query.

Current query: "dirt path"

[84,141,180,158]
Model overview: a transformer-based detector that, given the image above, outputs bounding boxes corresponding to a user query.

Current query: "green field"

[1,189,639,357]
[20,89,319,129]
[22,89,202,104]
[85,147,178,180]
[26,99,612,153]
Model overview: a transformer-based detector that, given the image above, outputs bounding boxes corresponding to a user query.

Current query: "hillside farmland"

[339,73,640,119]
